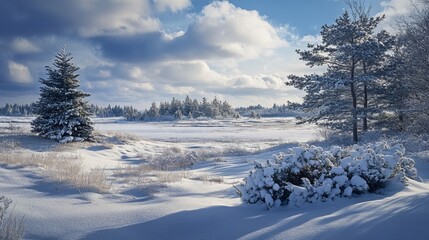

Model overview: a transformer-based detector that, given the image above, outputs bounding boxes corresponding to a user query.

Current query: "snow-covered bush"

[239,142,417,208]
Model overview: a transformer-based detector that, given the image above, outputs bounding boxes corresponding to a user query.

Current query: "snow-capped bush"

[239,142,417,208]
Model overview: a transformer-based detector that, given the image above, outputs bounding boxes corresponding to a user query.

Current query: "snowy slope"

[1,117,428,240]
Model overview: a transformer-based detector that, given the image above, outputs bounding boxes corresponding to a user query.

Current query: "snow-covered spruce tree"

[31,49,93,143]
[287,10,390,143]
[147,102,160,118]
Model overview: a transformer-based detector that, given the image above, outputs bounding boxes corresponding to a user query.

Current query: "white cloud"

[80,17,160,37]
[11,38,41,53]
[298,35,323,46]
[188,1,286,59]
[162,85,195,95]
[129,66,145,79]
[378,0,414,32]
[22,0,161,37]
[76,0,161,37]
[8,61,33,84]
[228,74,286,90]
[97,70,111,78]
[155,61,227,86]
[154,0,191,12]
[130,82,154,91]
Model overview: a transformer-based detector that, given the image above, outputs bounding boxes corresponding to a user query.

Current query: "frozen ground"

[0,117,428,240]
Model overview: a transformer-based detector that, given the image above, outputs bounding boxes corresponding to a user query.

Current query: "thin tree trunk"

[363,62,368,131]
[351,62,358,143]
[351,82,358,143]
[398,111,404,131]
[363,82,368,131]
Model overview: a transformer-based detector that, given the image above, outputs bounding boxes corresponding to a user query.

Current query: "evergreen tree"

[31,48,93,143]
[221,101,234,117]
[169,98,182,115]
[159,102,169,116]
[147,102,160,118]
[287,9,390,143]
[123,106,141,120]
[200,97,213,117]
[183,95,193,116]
[191,99,202,118]
[174,109,183,119]
[346,0,395,131]
[211,97,221,118]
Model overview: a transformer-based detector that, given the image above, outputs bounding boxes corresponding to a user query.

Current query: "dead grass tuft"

[0,152,111,193]
[0,196,24,240]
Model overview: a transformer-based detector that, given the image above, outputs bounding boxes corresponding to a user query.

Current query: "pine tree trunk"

[351,82,358,143]
[363,62,368,132]
[351,63,358,143]
[398,112,404,131]
[363,82,368,131]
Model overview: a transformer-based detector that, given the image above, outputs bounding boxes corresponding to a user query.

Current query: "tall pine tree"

[31,48,93,143]
[287,9,390,143]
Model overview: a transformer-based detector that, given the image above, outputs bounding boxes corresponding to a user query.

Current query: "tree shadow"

[83,189,429,240]
[83,203,337,240]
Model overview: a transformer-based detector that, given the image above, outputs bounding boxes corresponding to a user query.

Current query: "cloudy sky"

[0,0,413,108]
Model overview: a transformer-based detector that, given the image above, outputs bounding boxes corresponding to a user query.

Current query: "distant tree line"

[1,96,241,121]
[0,103,137,118]
[236,103,299,118]
[89,104,139,118]
[1,100,303,121]
[0,103,35,116]
[124,96,240,121]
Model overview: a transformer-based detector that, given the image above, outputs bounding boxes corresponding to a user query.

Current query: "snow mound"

[240,142,418,208]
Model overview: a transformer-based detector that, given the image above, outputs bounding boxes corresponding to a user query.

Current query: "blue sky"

[0,0,412,108]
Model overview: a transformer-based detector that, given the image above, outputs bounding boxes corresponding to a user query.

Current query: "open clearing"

[1,117,428,240]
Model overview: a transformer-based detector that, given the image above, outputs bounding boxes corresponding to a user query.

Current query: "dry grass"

[317,126,336,141]
[0,196,24,240]
[140,145,254,172]
[51,142,85,152]
[142,147,202,171]
[190,173,225,183]
[94,130,141,145]
[154,170,190,183]
[113,162,190,185]
[0,152,111,193]
[221,145,257,156]
[112,145,245,190]
[0,140,22,152]
[2,123,28,136]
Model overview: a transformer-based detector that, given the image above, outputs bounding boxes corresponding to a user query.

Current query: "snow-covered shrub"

[239,142,417,208]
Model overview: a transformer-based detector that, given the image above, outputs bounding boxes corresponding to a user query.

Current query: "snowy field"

[1,117,429,240]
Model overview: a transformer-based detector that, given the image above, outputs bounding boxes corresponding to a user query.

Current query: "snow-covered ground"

[1,117,428,240]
